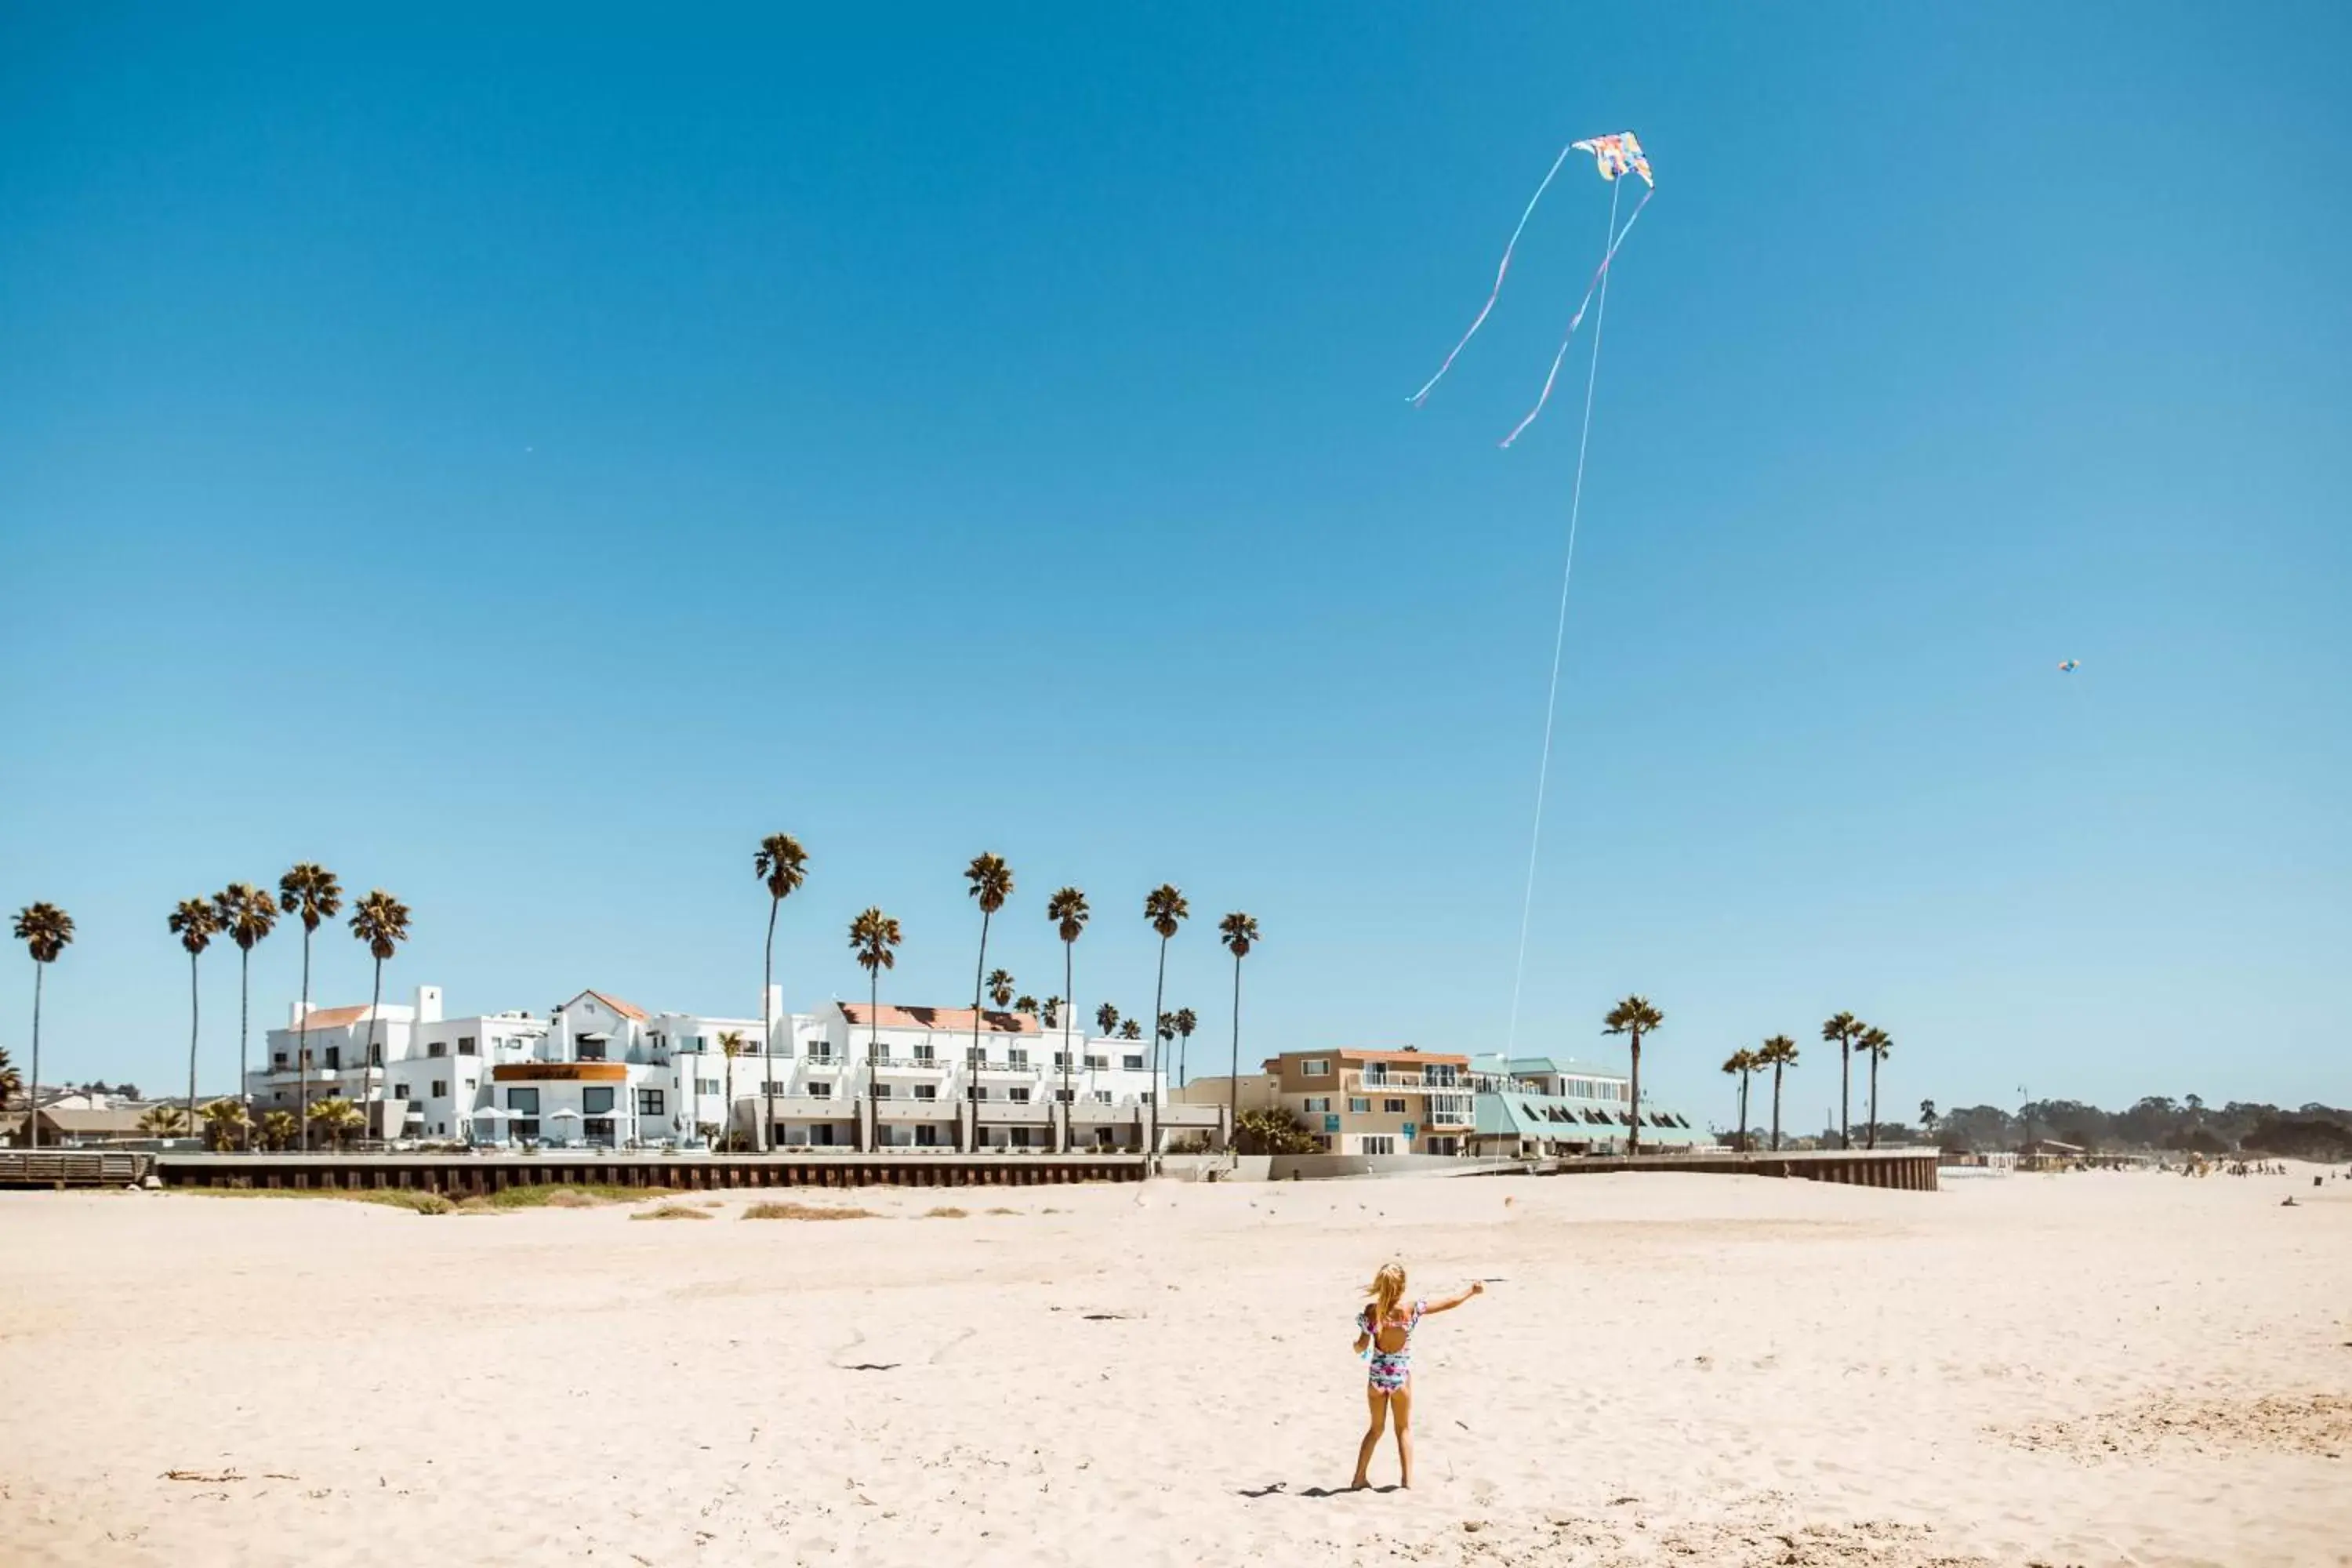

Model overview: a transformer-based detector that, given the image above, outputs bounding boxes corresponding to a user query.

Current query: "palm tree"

[989,969,1016,1009]
[1014,993,1039,1015]
[278,865,343,1151]
[1721,1048,1757,1152]
[308,1095,361,1150]
[1820,1011,1861,1149]
[138,1104,191,1139]
[848,907,902,1155]
[960,855,1014,1153]
[1047,888,1090,1153]
[753,833,810,1153]
[257,1109,297,1151]
[200,1097,250,1152]
[349,890,412,1143]
[1119,1018,1142,1040]
[168,897,223,1142]
[1757,1035,1799,1150]
[1218,912,1258,1155]
[1858,1025,1893,1149]
[1156,1012,1176,1080]
[1601,995,1664,1156]
[0,1046,20,1116]
[12,903,74,1151]
[1095,1002,1119,1036]
[1918,1098,1938,1138]
[716,1030,748,1149]
[1141,884,1189,1162]
[1172,1007,1199,1087]
[212,884,278,1120]
[1041,996,1062,1029]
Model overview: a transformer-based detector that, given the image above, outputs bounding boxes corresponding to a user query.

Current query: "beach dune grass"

[742,1200,876,1221]
[630,1202,713,1221]
[182,1187,455,1216]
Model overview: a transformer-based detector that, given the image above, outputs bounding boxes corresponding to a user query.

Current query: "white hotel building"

[246,984,1203,1152]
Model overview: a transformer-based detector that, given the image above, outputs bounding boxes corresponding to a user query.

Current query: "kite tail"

[1497,183,1653,448]
[1406,141,1581,408]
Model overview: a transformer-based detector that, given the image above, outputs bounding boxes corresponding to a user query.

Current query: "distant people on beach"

[1349,1263,1483,1490]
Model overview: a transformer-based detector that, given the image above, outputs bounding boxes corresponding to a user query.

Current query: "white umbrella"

[473,1106,517,1120]
[549,1109,583,1120]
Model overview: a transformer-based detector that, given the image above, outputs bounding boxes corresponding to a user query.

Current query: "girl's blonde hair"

[1364,1262,1407,1325]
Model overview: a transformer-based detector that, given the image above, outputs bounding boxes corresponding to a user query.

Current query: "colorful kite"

[2058,660,2081,673]
[1573,131,1653,187]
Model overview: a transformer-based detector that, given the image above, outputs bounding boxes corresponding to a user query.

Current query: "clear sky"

[3,3,2346,1124]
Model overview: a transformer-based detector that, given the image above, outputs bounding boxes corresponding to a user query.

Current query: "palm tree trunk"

[26,963,42,1151]
[367,955,384,1144]
[866,971,880,1154]
[1628,1033,1642,1156]
[185,950,201,1148]
[1227,955,1242,1156]
[761,898,778,1155]
[967,910,991,1156]
[1840,1042,1851,1149]
[1147,938,1169,1167]
[238,946,252,1142]
[1867,1055,1880,1150]
[1061,944,1074,1154]
[723,1048,735,1152]
[1737,1072,1750,1152]
[297,929,312,1152]
[1771,1065,1784,1151]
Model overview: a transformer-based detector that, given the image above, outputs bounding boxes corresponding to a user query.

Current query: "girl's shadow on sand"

[1236,1483,1399,1498]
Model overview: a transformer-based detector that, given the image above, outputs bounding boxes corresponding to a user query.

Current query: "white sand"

[2,1165,2346,1566]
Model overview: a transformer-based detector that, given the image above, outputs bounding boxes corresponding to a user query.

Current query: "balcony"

[1344,1069,1465,1093]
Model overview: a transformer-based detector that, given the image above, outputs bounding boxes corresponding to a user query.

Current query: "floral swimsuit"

[1359,1301,1425,1392]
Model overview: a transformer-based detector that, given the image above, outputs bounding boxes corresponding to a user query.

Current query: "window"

[577,1040,607,1062]
[1052,1052,1072,1069]
[368,1044,382,1065]
[430,1080,448,1098]
[507,1087,540,1114]
[273,1052,287,1068]
[1301,1058,1331,1077]
[1008,1050,1029,1069]
[583,1087,615,1116]
[696,1078,720,1095]
[1348,1097,1371,1114]
[514,1119,541,1139]
[1122,1055,1145,1072]
[1009,1087,1031,1104]
[915,1124,941,1147]
[1093,1091,1112,1105]
[427,1040,448,1058]
[637,1090,665,1116]
[1302,1096,1331,1113]
[583,1117,614,1140]
[873,1083,893,1099]
[808,1044,833,1063]
[394,1083,411,1101]
[325,1047,342,1069]
[913,1083,938,1101]
[972,1086,990,1101]
[458,1037,477,1056]
[808,1081,833,1100]
[1385,1098,1407,1114]
[1085,1054,1109,1070]
[1056,1089,1075,1104]
[1361,1134,1396,1156]
[914,1044,935,1064]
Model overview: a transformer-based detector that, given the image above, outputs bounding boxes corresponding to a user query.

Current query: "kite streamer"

[1497,183,1652,448]
[1406,140,1581,408]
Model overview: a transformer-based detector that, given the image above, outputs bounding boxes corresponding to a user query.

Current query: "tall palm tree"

[963,854,1014,1154]
[200,1097,250,1152]
[348,891,412,1143]
[12,903,74,1151]
[1757,1035,1799,1150]
[753,833,809,1153]
[1172,1007,1198,1087]
[716,1030,748,1149]
[848,907,902,1155]
[212,884,278,1120]
[1094,1002,1119,1036]
[1721,1048,1757,1152]
[169,897,223,1142]
[278,865,343,1151]
[1119,1018,1142,1040]
[1156,1012,1177,1083]
[1918,1098,1938,1138]
[1218,912,1258,1155]
[1014,993,1038,1015]
[1141,884,1189,1162]
[1858,1025,1893,1149]
[1601,995,1664,1156]
[1047,887,1090,1153]
[1821,1011,1861,1149]
[988,969,1015,1009]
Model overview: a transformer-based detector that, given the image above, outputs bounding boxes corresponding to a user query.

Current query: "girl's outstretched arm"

[1421,1280,1487,1315]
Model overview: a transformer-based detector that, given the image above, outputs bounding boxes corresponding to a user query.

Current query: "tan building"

[1265,1048,1475,1156]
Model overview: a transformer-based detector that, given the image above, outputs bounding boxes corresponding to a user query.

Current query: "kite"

[1406,129,1659,1060]
[2058,660,2081,673]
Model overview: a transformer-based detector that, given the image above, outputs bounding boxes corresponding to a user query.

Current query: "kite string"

[1503,175,1622,1060]
[1497,183,1651,448]
[1407,140,1580,407]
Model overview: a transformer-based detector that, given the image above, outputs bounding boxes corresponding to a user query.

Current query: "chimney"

[414,985,443,1024]
[289,999,310,1029]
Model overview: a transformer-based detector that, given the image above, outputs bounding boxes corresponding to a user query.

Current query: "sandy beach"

[2,1167,2346,1567]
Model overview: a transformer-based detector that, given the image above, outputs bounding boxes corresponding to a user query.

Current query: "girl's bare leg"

[1392,1385,1415,1488]
[1351,1388,1389,1488]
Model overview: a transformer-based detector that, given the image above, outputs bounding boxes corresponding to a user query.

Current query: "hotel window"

[324,1047,342,1069]
[808,1081,833,1100]
[1009,1087,1031,1104]
[1093,1091,1112,1105]
[273,1052,287,1068]
[966,1048,987,1069]
[427,1040,448,1058]
[458,1037,477,1056]
[1361,1134,1396,1156]
[1085,1054,1109,1070]
[1052,1051,1072,1069]
[583,1087,615,1116]
[637,1090,665,1116]
[1348,1097,1371,1114]
[515,1119,541,1139]
[808,1042,833,1062]
[584,1116,614,1139]
[972,1086,990,1101]
[1385,1098,1407,1114]
[914,1044,935,1064]
[577,1040,607,1062]
[1301,1058,1330,1077]
[696,1078,720,1095]
[394,1083,411,1101]
[873,1083,893,1099]
[1007,1049,1029,1069]
[1056,1088,1075,1104]
[1122,1055,1144,1072]
[913,1083,938,1101]
[1302,1096,1331,1113]
[431,1080,448,1098]
[507,1088,541,1114]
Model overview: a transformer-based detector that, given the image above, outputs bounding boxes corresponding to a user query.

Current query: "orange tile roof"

[1336,1048,1472,1067]
[840,1003,1040,1035]
[289,1004,372,1031]
[579,991,648,1022]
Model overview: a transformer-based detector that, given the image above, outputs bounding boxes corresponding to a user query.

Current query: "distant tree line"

[1923,1095,2352,1162]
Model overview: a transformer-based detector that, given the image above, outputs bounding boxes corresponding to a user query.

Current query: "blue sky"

[3,3,2346,1123]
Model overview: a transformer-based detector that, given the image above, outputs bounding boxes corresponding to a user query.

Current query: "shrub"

[742,1201,876,1221]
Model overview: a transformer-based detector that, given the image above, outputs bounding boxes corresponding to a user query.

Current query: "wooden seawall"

[155,1152,1147,1194]
[1524,1148,1940,1190]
